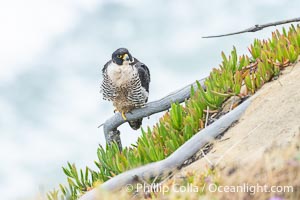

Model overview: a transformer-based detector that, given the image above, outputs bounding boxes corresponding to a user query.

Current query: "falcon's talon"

[121,112,127,120]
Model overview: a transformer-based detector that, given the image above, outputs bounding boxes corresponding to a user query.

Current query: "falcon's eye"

[117,54,122,58]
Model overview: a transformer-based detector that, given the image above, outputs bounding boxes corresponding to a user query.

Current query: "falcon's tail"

[128,118,143,130]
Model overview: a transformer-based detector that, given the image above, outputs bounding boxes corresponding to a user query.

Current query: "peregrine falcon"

[100,48,150,130]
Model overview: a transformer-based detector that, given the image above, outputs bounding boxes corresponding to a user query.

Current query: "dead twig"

[202,17,300,38]
[205,106,209,128]
[203,109,219,114]
[241,61,258,72]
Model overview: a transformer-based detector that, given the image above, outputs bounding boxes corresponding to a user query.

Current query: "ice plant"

[48,24,300,200]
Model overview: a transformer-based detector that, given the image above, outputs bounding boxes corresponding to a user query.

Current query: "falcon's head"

[112,48,133,65]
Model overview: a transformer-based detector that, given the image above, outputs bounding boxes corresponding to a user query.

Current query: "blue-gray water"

[0,0,299,199]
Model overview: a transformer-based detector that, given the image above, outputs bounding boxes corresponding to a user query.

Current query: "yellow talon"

[121,112,127,120]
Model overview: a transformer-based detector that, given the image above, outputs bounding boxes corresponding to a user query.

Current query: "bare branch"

[103,78,207,146]
[79,94,253,200]
[202,17,300,38]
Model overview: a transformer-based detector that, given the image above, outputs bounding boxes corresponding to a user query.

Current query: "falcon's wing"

[102,60,111,73]
[101,60,116,101]
[131,58,150,93]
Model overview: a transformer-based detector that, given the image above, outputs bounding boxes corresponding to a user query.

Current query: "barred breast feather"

[101,62,117,101]
[100,58,150,130]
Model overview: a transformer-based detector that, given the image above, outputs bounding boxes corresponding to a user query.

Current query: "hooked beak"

[122,54,130,61]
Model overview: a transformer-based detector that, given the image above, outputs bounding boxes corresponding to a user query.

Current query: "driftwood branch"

[80,95,253,200]
[103,78,207,147]
[202,17,300,38]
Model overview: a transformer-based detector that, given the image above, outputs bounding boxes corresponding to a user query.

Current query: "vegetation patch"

[48,24,300,200]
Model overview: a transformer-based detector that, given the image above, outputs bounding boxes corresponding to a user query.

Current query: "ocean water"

[0,0,299,199]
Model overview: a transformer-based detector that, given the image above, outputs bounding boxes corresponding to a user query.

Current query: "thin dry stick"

[277,79,283,87]
[214,123,263,166]
[201,149,214,166]
[205,106,209,128]
[229,98,235,111]
[148,172,174,196]
[202,17,300,38]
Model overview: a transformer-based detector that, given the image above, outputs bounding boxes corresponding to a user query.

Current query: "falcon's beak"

[122,54,130,61]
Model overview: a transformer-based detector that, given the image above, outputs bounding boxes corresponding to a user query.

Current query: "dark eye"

[117,54,122,58]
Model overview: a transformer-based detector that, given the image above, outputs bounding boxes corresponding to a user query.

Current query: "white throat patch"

[106,62,136,87]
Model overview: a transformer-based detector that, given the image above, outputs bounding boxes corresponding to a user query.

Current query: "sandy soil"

[186,61,300,172]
